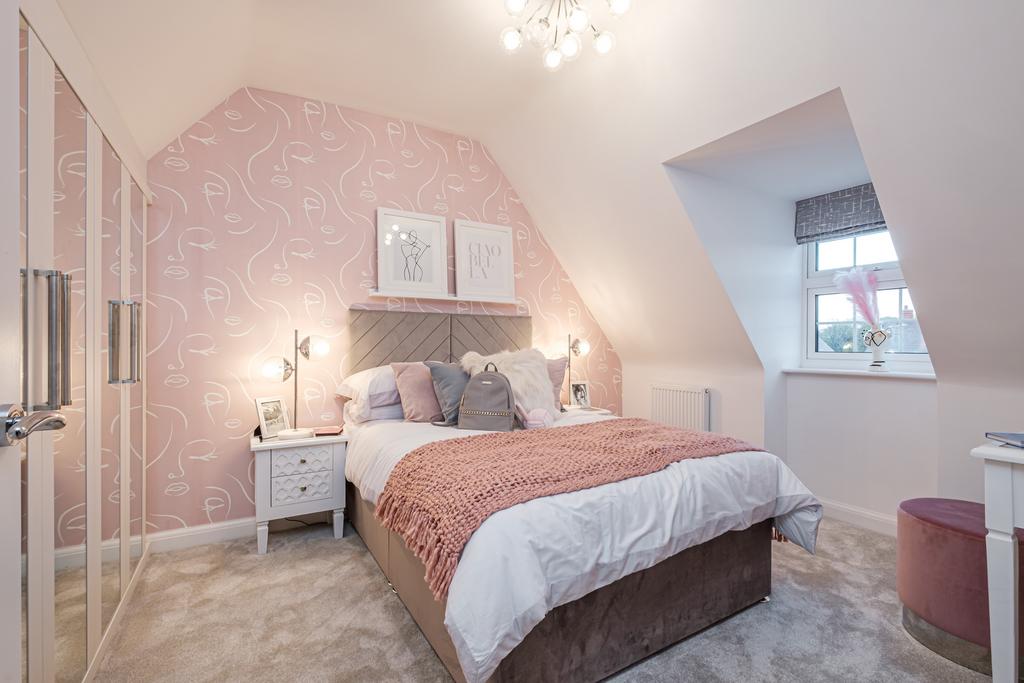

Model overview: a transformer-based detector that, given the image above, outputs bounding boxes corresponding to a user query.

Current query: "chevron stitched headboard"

[344,310,532,375]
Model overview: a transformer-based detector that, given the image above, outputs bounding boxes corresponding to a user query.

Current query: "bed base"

[346,483,772,682]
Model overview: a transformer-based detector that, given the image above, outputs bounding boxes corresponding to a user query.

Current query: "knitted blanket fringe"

[375,417,762,601]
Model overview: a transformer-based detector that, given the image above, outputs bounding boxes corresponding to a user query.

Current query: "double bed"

[341,310,822,683]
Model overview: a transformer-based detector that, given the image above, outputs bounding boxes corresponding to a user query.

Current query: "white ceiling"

[55,0,1024,395]
[56,0,600,157]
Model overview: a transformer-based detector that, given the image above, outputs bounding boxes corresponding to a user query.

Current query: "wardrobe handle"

[128,301,140,384]
[60,273,71,406]
[33,270,61,410]
[108,300,122,384]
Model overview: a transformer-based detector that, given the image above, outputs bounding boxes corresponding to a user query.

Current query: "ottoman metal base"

[902,605,1024,679]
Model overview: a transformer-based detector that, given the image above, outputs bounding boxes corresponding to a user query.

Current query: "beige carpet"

[94,519,984,682]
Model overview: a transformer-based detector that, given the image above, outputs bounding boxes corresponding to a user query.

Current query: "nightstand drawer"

[271,445,333,477]
[271,471,333,507]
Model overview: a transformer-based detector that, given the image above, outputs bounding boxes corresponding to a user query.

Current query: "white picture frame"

[255,396,291,440]
[376,208,449,299]
[570,381,591,409]
[454,220,516,304]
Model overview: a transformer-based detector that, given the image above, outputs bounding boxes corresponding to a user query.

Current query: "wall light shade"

[570,338,590,357]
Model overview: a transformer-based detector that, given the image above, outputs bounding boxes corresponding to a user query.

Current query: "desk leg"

[985,458,1020,683]
[257,521,269,555]
[986,530,1018,682]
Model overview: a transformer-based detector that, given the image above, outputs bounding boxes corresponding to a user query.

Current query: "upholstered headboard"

[345,310,532,375]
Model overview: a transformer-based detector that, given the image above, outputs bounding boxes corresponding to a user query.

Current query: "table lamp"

[261,329,330,440]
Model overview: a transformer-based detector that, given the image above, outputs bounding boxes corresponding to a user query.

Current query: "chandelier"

[500,0,632,71]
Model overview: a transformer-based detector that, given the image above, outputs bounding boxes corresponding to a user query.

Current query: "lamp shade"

[261,356,294,382]
[299,335,331,360]
[571,338,591,357]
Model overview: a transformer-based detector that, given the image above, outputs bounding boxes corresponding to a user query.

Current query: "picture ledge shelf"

[367,289,518,305]
[782,367,937,381]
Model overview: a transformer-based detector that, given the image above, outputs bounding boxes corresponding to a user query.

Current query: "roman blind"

[794,182,887,245]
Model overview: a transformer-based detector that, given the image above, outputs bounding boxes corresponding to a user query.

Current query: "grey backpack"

[458,362,515,432]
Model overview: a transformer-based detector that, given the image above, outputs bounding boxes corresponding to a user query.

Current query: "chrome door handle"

[0,404,66,447]
[60,273,71,406]
[128,301,140,384]
[108,300,122,384]
[34,270,62,410]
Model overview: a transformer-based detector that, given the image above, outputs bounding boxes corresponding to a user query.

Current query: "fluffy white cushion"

[461,348,559,421]
[336,366,400,422]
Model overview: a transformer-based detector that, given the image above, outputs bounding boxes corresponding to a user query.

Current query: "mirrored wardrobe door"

[99,138,121,635]
[127,182,144,577]
[51,64,89,683]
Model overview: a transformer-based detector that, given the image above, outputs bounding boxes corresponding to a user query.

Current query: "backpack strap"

[484,362,498,373]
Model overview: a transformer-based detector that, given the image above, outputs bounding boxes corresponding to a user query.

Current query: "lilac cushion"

[391,362,445,423]
[547,357,569,408]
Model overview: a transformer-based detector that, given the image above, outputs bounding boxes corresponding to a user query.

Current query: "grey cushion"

[426,361,470,426]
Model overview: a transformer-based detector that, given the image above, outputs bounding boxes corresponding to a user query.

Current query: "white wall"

[786,373,939,535]
[624,361,764,447]
[662,167,801,456]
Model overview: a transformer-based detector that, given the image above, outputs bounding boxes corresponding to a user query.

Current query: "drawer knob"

[299,458,307,464]
[299,485,308,492]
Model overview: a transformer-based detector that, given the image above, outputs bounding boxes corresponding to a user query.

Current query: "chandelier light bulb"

[608,0,631,16]
[559,32,582,60]
[593,30,616,55]
[500,26,524,53]
[543,47,564,71]
[567,5,591,33]
[504,0,529,16]
[527,17,551,47]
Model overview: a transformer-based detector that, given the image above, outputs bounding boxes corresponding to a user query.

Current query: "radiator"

[651,385,711,431]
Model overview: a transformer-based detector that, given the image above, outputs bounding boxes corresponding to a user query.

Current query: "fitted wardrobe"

[12,12,149,682]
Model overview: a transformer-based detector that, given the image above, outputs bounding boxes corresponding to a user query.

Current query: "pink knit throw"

[375,417,762,601]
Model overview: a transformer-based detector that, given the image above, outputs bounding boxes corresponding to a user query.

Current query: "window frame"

[801,235,932,371]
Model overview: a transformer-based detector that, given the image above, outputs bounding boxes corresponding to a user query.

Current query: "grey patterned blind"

[794,182,887,245]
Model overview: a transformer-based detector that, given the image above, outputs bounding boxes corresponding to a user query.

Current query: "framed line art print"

[454,220,516,303]
[376,208,449,299]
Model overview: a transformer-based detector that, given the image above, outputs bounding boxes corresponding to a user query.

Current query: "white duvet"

[345,412,822,683]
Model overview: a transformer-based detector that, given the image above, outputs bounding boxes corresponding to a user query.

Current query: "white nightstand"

[565,405,613,416]
[251,433,348,554]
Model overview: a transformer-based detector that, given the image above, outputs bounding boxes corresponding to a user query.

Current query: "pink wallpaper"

[147,87,621,531]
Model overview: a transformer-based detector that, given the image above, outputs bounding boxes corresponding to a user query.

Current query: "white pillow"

[461,348,559,422]
[336,366,400,421]
[342,401,404,425]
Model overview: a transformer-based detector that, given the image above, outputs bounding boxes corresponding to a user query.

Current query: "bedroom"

[1,1,1022,681]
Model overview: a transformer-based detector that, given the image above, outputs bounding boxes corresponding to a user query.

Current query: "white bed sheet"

[344,413,822,683]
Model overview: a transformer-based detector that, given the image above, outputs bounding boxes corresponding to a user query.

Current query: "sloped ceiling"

[57,0,1024,387]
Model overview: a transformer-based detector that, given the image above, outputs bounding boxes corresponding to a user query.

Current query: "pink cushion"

[391,362,444,423]
[547,357,569,407]
[897,497,1024,649]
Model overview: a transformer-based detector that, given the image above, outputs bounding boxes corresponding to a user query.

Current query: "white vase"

[864,327,891,372]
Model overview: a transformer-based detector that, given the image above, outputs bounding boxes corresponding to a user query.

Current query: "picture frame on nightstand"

[255,396,290,440]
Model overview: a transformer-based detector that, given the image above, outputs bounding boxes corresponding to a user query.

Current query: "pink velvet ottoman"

[897,497,1024,676]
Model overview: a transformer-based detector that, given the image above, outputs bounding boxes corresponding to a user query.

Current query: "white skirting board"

[146,517,258,554]
[819,497,897,537]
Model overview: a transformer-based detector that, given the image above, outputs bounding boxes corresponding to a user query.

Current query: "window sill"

[782,367,937,381]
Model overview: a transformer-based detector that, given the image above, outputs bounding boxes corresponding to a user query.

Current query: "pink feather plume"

[833,268,880,329]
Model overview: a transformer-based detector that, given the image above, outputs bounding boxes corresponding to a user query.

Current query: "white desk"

[972,442,1024,682]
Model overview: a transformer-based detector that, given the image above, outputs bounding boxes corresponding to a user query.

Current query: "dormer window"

[796,184,930,369]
